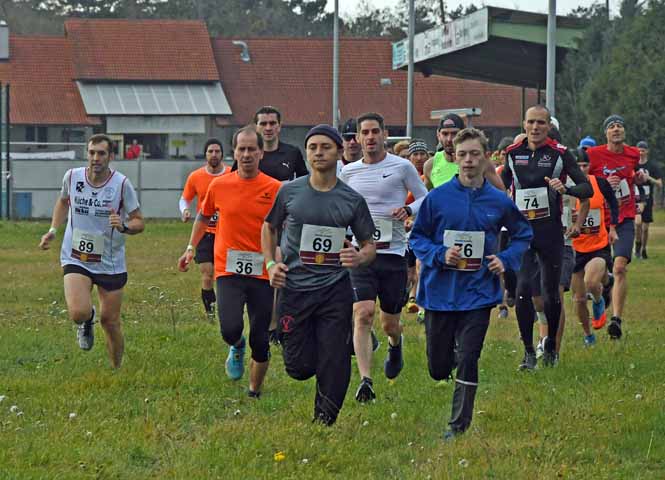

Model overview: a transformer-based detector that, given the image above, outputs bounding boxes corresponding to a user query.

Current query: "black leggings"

[515,232,563,353]
[217,275,273,363]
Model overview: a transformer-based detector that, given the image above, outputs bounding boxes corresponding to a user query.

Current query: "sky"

[326,0,615,18]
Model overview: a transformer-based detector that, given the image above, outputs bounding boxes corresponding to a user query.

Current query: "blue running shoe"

[584,334,596,346]
[225,337,245,380]
[592,296,605,322]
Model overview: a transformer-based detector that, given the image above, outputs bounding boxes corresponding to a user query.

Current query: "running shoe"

[542,350,559,367]
[416,309,425,324]
[76,306,95,351]
[584,334,596,347]
[247,389,261,399]
[498,306,508,319]
[641,249,648,260]
[355,376,376,403]
[608,317,622,340]
[269,329,280,346]
[384,335,404,379]
[406,297,419,313]
[602,274,614,310]
[443,429,459,442]
[505,294,516,308]
[371,330,380,353]
[535,338,545,359]
[634,244,642,260]
[592,297,607,329]
[225,337,245,380]
[518,351,537,371]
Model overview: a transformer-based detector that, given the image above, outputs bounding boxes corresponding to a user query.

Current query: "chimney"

[0,22,8,61]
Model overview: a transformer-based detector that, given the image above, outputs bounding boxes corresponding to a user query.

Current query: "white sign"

[392,8,489,70]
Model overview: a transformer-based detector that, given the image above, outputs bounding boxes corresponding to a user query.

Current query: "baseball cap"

[579,136,597,148]
[438,113,465,130]
[636,140,648,149]
[341,118,357,135]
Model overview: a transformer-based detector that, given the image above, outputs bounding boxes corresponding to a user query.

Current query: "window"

[37,127,48,143]
[25,126,35,142]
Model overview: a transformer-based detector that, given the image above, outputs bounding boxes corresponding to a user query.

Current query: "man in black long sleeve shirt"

[501,105,593,369]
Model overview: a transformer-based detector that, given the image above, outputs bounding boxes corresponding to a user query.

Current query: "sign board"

[392,8,489,70]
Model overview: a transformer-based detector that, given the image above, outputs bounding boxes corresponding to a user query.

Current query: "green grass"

[1,214,665,479]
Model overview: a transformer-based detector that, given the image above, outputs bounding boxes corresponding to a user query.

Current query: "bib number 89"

[312,237,332,252]
[78,240,94,253]
[454,242,473,257]
[235,261,253,275]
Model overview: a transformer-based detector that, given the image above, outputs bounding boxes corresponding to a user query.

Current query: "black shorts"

[613,219,634,262]
[641,199,654,223]
[63,264,127,291]
[406,247,417,268]
[349,253,408,314]
[573,245,612,273]
[195,233,215,264]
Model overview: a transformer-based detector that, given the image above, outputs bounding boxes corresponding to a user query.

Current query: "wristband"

[186,244,194,252]
[121,223,129,234]
[404,205,413,216]
[266,260,277,271]
[48,227,57,235]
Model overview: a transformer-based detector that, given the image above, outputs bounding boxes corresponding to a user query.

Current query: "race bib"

[615,179,630,202]
[562,205,572,228]
[371,218,393,250]
[71,228,104,263]
[580,209,601,235]
[443,230,485,271]
[516,187,549,220]
[225,250,264,276]
[208,211,219,229]
[299,224,346,265]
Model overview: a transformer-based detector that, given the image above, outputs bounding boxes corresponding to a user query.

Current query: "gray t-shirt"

[265,175,375,291]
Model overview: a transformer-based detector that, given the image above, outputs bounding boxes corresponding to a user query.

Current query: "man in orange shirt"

[179,139,228,316]
[178,127,281,397]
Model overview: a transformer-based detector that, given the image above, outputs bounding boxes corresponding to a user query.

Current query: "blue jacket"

[410,176,532,311]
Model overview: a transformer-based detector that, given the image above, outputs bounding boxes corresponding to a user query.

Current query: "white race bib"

[299,224,346,265]
[581,208,601,235]
[562,205,572,228]
[71,228,104,263]
[443,230,485,271]
[644,185,650,197]
[615,179,630,202]
[225,250,264,276]
[516,187,550,220]
[371,218,393,250]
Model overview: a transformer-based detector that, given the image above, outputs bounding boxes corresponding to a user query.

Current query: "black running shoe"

[541,350,559,367]
[384,335,404,379]
[608,316,622,339]
[602,273,614,310]
[641,249,648,260]
[355,376,376,403]
[371,330,380,352]
[269,329,280,346]
[518,351,537,371]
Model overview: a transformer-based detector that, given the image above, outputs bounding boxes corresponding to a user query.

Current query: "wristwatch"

[120,223,129,233]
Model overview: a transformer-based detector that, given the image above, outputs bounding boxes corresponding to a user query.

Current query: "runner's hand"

[444,245,461,267]
[607,175,621,189]
[39,231,55,250]
[340,239,361,268]
[485,255,505,275]
[392,207,409,221]
[404,218,414,232]
[109,209,123,230]
[268,262,288,289]
[181,209,191,222]
[609,227,618,245]
[178,249,194,272]
[565,224,580,239]
[544,176,565,194]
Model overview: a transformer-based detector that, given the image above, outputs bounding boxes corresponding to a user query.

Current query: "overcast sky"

[327,0,616,18]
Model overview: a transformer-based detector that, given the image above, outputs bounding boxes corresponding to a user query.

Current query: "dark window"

[25,126,35,142]
[37,126,48,143]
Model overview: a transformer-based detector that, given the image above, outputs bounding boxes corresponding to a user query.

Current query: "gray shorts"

[613,219,635,263]
[532,245,575,294]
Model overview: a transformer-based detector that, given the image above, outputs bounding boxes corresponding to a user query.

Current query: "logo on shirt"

[102,187,115,200]
[537,154,552,167]
[91,190,98,197]
[382,173,393,178]
[280,315,295,333]
[515,155,530,160]
[76,181,85,193]
[602,166,626,176]
[75,206,89,215]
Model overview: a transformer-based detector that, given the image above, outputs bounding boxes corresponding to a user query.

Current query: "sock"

[536,311,547,325]
[201,289,216,313]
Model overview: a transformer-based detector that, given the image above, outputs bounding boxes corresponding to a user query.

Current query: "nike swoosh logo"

[382,174,393,178]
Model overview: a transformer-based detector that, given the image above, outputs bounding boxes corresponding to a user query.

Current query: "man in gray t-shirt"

[262,124,376,426]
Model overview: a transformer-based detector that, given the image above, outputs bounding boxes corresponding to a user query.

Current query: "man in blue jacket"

[410,128,533,440]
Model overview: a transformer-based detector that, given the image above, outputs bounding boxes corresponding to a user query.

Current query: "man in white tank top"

[39,134,144,369]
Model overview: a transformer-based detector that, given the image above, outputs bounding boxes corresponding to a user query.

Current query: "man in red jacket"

[586,115,647,339]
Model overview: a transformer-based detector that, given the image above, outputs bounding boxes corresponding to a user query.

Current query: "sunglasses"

[342,133,357,142]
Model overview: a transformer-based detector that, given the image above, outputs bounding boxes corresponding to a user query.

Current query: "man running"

[178,127,281,396]
[179,139,228,317]
[423,114,463,189]
[39,134,144,369]
[502,105,592,368]
[634,140,662,259]
[570,149,619,345]
[262,124,376,425]
[410,128,532,440]
[586,115,646,339]
[339,112,428,401]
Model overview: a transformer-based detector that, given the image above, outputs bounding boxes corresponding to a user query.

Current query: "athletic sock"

[201,289,216,313]
[536,311,547,325]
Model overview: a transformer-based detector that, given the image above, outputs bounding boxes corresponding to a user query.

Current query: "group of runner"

[39,104,659,440]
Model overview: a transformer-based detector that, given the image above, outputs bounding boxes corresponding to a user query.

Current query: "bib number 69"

[312,237,332,252]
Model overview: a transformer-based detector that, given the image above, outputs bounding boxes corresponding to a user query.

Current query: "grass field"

[1,214,665,479]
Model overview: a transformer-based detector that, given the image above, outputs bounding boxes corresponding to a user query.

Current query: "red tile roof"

[0,35,98,125]
[212,37,537,127]
[65,19,219,82]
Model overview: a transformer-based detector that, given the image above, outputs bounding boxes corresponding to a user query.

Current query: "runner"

[339,112,428,402]
[39,134,144,369]
[423,114,462,189]
[570,149,619,344]
[178,127,281,396]
[336,118,363,177]
[501,105,592,368]
[262,124,376,425]
[634,140,662,259]
[410,127,532,440]
[179,139,228,317]
[586,115,647,339]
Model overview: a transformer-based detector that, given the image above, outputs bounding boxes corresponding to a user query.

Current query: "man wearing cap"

[586,114,647,339]
[339,118,362,169]
[262,124,376,425]
[340,112,428,402]
[634,140,662,259]
[423,114,463,189]
[579,136,597,150]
